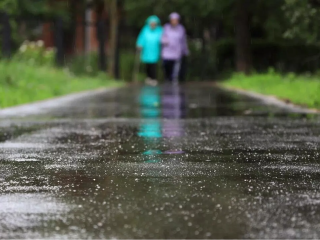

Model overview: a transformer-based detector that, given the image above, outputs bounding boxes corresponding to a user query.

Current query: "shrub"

[65,52,101,77]
[13,40,55,66]
[214,39,320,76]
[223,71,320,108]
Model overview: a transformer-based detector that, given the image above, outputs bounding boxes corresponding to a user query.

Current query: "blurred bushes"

[180,38,320,80]
[120,50,163,82]
[13,40,55,66]
[0,41,120,108]
[119,50,137,81]
[64,51,145,81]
[222,68,320,108]
[215,39,320,75]
[118,40,216,82]
[0,59,119,108]
[13,38,320,82]
[66,53,100,77]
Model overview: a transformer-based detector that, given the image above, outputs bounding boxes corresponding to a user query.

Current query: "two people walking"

[136,12,189,85]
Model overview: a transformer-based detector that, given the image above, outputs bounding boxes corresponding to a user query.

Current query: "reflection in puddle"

[162,84,186,120]
[138,86,162,163]
[162,84,186,155]
[138,84,186,161]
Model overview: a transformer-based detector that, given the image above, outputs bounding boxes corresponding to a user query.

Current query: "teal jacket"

[136,16,163,64]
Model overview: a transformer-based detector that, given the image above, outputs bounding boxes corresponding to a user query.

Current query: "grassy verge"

[0,60,122,108]
[222,70,320,109]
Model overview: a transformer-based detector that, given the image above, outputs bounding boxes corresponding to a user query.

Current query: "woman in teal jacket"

[136,15,163,85]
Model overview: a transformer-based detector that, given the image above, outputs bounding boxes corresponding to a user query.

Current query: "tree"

[123,0,253,74]
[0,0,71,53]
[283,0,320,44]
[105,0,120,77]
[235,0,251,73]
[0,0,68,19]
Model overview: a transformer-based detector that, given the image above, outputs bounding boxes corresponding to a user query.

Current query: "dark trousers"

[163,60,175,81]
[145,63,157,79]
[163,57,187,82]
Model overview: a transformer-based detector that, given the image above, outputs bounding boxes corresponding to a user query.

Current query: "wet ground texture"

[1,83,320,239]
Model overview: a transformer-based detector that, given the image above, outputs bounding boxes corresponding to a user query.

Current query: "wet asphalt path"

[1,83,320,239]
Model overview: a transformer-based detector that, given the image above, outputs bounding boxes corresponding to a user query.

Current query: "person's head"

[146,15,160,29]
[149,21,157,29]
[169,12,180,26]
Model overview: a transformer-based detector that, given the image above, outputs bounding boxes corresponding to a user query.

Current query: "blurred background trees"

[1,0,320,80]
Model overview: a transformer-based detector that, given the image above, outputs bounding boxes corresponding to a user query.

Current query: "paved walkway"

[0,84,320,238]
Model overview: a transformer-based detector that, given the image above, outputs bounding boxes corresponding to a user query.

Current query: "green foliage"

[66,53,101,77]
[0,59,121,108]
[13,40,55,66]
[120,51,140,81]
[0,0,18,14]
[223,70,320,108]
[122,0,289,40]
[283,0,320,44]
[123,0,234,31]
[215,39,320,74]
[0,0,70,53]
[2,0,320,83]
[186,40,217,80]
[0,0,68,18]
[121,0,298,78]
[119,42,217,82]
[120,51,161,81]
[250,0,287,40]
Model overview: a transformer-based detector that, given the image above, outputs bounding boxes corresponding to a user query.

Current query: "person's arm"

[161,25,169,45]
[136,27,145,49]
[181,26,189,56]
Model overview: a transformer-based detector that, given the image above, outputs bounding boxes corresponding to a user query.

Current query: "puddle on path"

[1,84,320,238]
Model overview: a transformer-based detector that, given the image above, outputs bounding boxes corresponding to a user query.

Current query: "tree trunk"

[18,21,27,41]
[69,0,77,55]
[1,11,11,58]
[84,0,92,55]
[235,0,251,74]
[106,0,118,77]
[96,1,107,72]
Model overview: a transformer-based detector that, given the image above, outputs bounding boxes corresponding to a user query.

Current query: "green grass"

[0,60,122,108]
[222,69,320,109]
